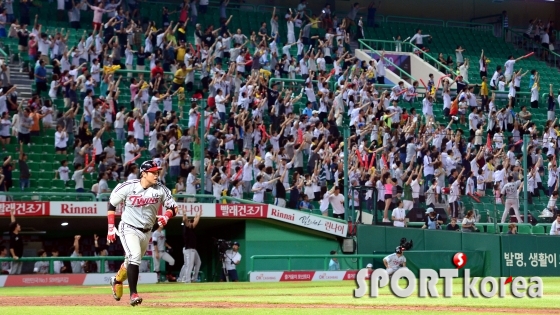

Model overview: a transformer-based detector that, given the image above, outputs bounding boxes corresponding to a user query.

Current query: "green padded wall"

[462,232,502,277]
[501,235,560,277]
[405,250,485,277]
[244,220,346,278]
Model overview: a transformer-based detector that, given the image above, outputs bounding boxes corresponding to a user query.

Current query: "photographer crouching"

[221,241,242,282]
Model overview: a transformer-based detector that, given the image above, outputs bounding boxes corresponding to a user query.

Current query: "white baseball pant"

[387,267,408,276]
[118,221,151,267]
[9,261,22,274]
[152,251,175,272]
[501,199,522,223]
[179,248,201,283]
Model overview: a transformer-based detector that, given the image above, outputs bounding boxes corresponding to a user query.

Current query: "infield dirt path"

[0,295,551,313]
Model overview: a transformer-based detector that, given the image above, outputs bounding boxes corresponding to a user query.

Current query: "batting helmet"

[395,246,403,254]
[140,160,162,173]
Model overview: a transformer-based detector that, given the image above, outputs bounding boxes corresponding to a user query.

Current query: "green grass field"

[0,278,558,314]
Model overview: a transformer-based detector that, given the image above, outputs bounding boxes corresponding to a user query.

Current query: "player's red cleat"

[130,293,143,307]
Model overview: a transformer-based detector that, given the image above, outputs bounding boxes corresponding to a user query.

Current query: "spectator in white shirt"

[54,124,68,154]
[550,214,560,235]
[391,200,406,227]
[409,28,431,50]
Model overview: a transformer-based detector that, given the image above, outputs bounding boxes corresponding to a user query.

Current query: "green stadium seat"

[518,225,532,235]
[532,225,545,235]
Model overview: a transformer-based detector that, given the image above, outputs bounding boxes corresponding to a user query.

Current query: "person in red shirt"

[243,50,252,73]
[151,61,164,79]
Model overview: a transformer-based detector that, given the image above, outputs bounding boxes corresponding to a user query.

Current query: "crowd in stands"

[0,0,560,229]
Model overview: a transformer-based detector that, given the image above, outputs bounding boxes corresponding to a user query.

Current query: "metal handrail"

[359,38,457,83]
[250,254,387,272]
[0,256,154,274]
[358,39,417,83]
[385,16,444,27]
[445,20,494,32]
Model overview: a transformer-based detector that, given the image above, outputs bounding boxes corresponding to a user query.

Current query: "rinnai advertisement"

[267,205,348,237]
[249,271,360,282]
[16,202,348,237]
[49,202,216,218]
[0,273,158,287]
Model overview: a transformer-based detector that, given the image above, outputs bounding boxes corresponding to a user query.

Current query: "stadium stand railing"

[249,254,387,272]
[0,256,154,274]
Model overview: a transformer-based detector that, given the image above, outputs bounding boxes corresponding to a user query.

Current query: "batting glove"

[107,212,116,244]
[157,210,174,227]
[107,224,116,244]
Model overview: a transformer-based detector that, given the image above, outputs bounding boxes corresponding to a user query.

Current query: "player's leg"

[513,201,522,223]
[192,250,202,282]
[161,252,176,281]
[501,202,510,223]
[110,261,128,301]
[121,228,146,306]
[152,251,161,282]
[184,249,196,283]
[179,248,189,282]
[110,223,131,301]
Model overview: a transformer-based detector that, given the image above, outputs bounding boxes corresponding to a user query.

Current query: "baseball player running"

[107,160,178,307]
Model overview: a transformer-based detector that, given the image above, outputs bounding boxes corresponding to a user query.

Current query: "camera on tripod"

[215,239,233,256]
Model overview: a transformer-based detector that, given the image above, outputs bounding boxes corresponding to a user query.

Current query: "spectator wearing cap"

[221,241,241,282]
[422,207,443,230]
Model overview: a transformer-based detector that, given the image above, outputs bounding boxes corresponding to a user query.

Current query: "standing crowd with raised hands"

[0,0,559,227]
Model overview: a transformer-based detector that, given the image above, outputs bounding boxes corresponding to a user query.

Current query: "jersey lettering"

[129,195,159,206]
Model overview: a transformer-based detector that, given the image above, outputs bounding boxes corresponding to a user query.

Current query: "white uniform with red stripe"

[109,179,177,266]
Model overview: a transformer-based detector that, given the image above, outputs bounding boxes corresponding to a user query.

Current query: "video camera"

[215,239,233,256]
[400,238,413,251]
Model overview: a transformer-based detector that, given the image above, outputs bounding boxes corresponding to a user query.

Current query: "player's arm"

[107,182,130,243]
[402,260,407,268]
[73,235,80,254]
[383,258,389,268]
[157,188,178,227]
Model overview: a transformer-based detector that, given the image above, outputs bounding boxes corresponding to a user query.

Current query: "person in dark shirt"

[446,217,460,231]
[180,209,201,283]
[2,156,13,191]
[266,84,280,108]
[19,142,30,190]
[9,208,24,274]
[274,168,289,207]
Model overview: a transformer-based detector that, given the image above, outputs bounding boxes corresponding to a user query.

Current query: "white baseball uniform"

[110,179,177,266]
[384,253,406,275]
[151,229,175,272]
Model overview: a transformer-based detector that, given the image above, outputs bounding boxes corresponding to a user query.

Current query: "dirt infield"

[0,295,551,313]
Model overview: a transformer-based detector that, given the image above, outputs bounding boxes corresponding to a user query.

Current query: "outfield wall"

[0,273,157,287]
[357,225,560,277]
